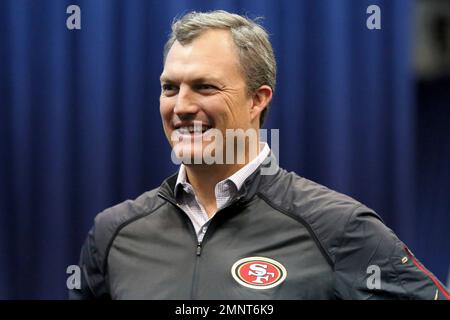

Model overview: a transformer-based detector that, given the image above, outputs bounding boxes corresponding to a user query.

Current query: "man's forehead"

[162,29,240,79]
[160,55,229,81]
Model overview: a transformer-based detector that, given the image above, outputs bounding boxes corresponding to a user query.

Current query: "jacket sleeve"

[333,206,450,300]
[68,225,111,300]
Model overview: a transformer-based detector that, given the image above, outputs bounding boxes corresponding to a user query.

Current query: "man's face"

[160,29,255,164]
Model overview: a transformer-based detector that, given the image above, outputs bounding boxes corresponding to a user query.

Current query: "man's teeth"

[178,126,210,134]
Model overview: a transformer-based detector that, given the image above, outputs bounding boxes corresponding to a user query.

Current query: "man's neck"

[183,143,261,217]
[184,163,244,217]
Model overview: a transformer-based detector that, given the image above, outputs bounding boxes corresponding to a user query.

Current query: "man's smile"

[173,120,214,140]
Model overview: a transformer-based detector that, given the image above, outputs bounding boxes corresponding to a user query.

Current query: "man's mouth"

[177,124,212,135]
[173,120,214,137]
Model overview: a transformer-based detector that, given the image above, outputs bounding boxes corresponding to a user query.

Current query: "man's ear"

[250,85,273,123]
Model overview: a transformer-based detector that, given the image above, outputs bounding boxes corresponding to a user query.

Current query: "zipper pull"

[196,243,202,256]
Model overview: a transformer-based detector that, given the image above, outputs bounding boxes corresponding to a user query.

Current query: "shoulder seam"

[334,204,363,258]
[256,192,334,268]
[101,200,168,275]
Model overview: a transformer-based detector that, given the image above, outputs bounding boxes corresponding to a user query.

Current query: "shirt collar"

[175,142,270,194]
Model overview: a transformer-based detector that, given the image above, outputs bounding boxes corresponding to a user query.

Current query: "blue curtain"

[416,78,450,286]
[1,0,447,299]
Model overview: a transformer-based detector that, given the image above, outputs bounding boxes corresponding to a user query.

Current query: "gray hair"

[163,10,276,127]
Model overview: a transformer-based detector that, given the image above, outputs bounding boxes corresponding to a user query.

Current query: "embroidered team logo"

[231,257,287,290]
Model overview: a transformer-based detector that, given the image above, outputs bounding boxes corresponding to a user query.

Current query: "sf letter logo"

[231,257,287,290]
[248,263,275,284]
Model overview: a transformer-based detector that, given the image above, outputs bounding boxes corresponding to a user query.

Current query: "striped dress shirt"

[174,142,270,242]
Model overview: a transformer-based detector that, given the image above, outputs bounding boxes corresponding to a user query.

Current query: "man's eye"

[196,84,217,91]
[162,84,175,90]
[162,84,178,95]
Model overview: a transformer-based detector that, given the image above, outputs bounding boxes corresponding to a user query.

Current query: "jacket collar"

[158,151,280,204]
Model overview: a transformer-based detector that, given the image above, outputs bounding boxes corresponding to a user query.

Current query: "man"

[70,10,449,300]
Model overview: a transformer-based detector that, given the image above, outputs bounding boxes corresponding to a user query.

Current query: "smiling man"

[160,26,272,217]
[70,10,449,300]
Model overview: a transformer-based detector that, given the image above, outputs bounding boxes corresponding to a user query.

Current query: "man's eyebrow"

[159,75,173,83]
[191,77,222,84]
[160,75,223,85]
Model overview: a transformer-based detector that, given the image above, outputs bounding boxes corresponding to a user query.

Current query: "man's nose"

[173,85,200,116]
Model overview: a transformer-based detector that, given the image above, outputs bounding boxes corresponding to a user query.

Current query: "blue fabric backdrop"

[0,0,448,299]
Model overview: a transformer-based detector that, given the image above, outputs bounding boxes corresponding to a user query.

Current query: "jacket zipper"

[158,192,243,247]
[157,193,203,298]
[158,192,243,298]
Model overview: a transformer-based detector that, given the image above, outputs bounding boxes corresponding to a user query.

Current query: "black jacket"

[70,157,450,300]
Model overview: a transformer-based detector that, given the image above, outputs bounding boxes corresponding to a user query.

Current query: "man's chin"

[172,142,221,164]
[173,148,209,165]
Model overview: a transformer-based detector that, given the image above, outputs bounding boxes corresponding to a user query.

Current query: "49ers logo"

[231,257,287,290]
